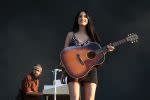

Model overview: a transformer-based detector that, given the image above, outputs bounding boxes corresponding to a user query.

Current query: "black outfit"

[65,33,98,85]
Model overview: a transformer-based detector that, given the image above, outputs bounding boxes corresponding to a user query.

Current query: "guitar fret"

[112,39,126,47]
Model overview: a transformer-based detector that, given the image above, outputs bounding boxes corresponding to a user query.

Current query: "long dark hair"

[72,10,100,43]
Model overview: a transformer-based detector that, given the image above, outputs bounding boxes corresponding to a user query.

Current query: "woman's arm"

[60,31,73,67]
[64,32,73,48]
[60,32,74,83]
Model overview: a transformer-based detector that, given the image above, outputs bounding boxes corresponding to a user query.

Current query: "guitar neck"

[112,38,127,47]
[97,38,127,54]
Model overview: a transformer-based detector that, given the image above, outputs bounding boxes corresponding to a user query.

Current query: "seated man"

[16,64,43,100]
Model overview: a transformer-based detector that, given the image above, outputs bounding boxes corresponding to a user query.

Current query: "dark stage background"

[0,0,150,100]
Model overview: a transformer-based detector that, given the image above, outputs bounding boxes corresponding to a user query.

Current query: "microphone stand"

[52,69,62,100]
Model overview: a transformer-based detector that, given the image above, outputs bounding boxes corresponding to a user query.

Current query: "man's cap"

[33,64,42,71]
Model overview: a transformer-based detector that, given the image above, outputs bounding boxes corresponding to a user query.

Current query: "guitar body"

[60,33,139,79]
[60,42,105,79]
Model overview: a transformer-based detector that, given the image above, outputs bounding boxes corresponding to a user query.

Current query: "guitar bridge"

[76,54,84,65]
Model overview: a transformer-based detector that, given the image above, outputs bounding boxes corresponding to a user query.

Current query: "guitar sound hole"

[87,51,96,59]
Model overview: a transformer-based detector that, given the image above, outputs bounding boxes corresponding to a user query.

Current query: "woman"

[61,10,114,100]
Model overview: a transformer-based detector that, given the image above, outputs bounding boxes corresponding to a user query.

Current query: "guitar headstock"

[126,33,139,43]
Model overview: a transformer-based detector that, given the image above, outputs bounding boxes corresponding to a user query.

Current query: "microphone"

[54,69,62,72]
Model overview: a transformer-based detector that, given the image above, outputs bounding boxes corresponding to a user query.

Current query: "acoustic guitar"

[60,33,139,79]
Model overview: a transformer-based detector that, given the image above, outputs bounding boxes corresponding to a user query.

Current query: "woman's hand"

[59,61,67,84]
[59,61,64,68]
[107,43,115,52]
[61,73,65,83]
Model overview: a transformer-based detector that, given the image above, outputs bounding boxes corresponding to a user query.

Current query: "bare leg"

[68,82,80,100]
[83,83,97,100]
